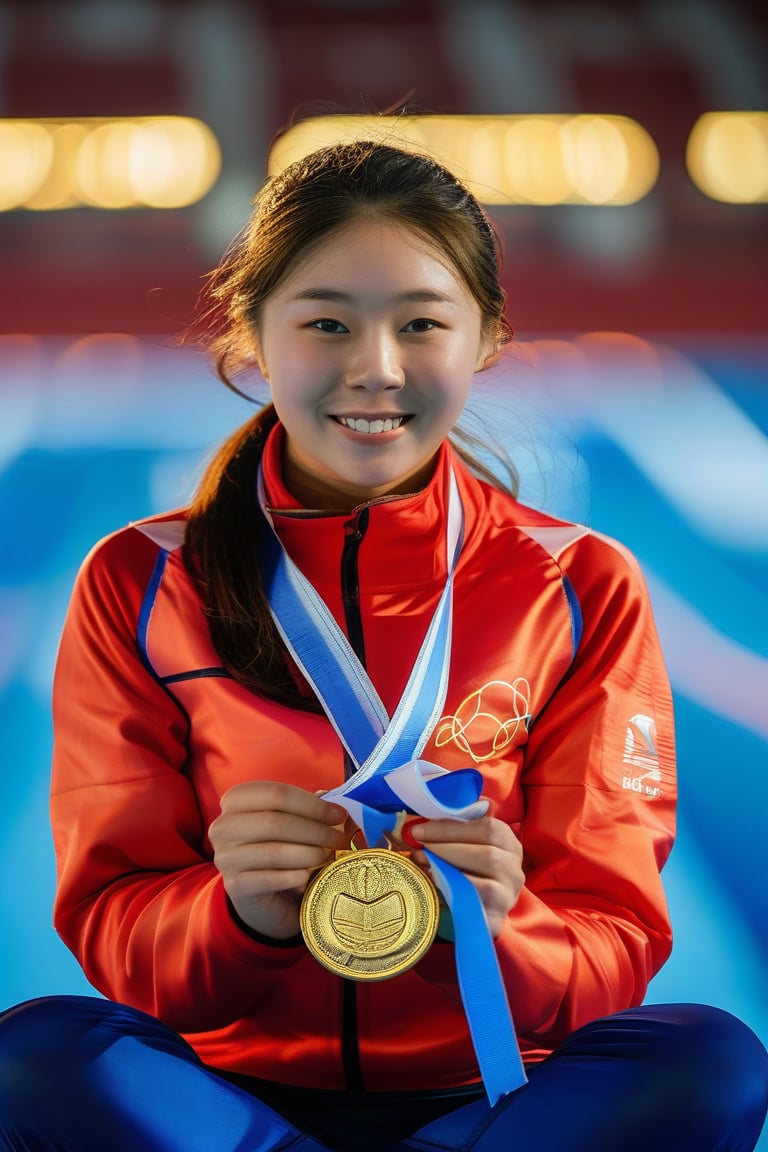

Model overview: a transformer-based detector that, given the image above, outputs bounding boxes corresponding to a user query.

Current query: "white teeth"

[337,416,404,434]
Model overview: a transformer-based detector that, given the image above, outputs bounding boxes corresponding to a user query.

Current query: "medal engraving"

[300,849,440,981]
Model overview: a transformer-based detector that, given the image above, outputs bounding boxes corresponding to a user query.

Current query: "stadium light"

[686,112,768,203]
[267,114,660,206]
[0,117,222,211]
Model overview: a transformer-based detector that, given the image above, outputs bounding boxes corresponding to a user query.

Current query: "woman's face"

[256,217,492,510]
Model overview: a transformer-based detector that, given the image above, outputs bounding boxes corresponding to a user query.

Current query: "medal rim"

[300,848,440,982]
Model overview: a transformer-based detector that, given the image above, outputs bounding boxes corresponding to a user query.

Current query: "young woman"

[0,141,765,1152]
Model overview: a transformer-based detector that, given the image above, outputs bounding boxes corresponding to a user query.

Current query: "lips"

[333,415,409,434]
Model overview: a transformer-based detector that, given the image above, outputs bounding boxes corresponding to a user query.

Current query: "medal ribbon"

[257,465,527,1105]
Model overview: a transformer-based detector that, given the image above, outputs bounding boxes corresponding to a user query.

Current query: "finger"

[215,839,336,875]
[416,817,520,852]
[220,780,347,826]
[416,841,518,882]
[226,863,322,897]
[211,810,348,852]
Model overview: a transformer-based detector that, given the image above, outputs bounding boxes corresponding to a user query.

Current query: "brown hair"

[185,139,517,704]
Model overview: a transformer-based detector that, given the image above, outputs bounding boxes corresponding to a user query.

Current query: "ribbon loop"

[329,760,487,848]
[386,760,489,821]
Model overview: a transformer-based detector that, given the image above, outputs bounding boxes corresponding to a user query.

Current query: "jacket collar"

[260,422,462,591]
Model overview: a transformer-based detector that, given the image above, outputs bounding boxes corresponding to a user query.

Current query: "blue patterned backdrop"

[1,333,766,1143]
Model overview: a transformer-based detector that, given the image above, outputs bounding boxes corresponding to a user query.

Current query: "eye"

[309,318,349,334]
[402,318,440,333]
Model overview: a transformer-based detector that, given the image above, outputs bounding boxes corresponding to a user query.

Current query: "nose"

[343,327,405,392]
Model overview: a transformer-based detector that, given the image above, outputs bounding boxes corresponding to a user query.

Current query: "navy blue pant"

[0,996,766,1151]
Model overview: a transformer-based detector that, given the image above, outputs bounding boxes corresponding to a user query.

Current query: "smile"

[334,416,408,434]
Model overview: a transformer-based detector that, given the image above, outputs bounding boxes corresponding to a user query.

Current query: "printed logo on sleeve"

[621,713,663,797]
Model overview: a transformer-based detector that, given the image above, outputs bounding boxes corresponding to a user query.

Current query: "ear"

[250,333,269,382]
[475,332,500,372]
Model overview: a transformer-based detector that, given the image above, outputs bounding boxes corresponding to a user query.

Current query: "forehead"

[274,216,469,298]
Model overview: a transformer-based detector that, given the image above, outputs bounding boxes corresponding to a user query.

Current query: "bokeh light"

[0,121,55,210]
[687,112,768,203]
[0,117,222,210]
[268,114,660,206]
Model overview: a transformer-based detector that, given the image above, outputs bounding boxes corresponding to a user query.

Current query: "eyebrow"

[290,288,459,305]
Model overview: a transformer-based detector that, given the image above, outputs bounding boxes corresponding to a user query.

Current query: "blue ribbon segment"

[258,522,386,766]
[425,851,526,1106]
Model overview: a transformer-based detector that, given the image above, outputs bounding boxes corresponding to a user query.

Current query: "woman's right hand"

[209,781,348,941]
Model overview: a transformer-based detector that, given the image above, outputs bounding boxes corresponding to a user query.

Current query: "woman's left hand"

[410,815,525,937]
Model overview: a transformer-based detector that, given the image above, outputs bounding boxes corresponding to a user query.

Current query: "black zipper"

[341,505,369,683]
[338,503,371,1093]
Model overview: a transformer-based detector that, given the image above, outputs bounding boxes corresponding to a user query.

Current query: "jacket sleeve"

[51,528,304,1034]
[494,533,676,1048]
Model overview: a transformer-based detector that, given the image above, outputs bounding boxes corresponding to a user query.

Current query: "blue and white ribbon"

[257,466,527,1104]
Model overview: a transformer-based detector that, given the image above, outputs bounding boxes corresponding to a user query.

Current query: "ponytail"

[183,404,322,710]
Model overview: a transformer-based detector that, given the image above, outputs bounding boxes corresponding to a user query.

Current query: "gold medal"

[300,848,440,981]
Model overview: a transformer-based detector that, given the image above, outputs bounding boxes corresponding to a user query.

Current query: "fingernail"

[401,817,428,848]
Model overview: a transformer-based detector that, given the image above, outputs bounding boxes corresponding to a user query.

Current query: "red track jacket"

[51,425,676,1092]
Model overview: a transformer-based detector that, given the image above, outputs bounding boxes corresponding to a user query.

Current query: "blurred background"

[0,0,766,1136]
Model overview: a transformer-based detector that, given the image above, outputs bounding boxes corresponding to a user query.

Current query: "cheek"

[440,365,475,415]
[439,339,484,383]
[267,357,318,407]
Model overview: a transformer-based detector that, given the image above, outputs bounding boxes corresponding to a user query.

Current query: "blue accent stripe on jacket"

[562,574,583,658]
[137,550,169,676]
